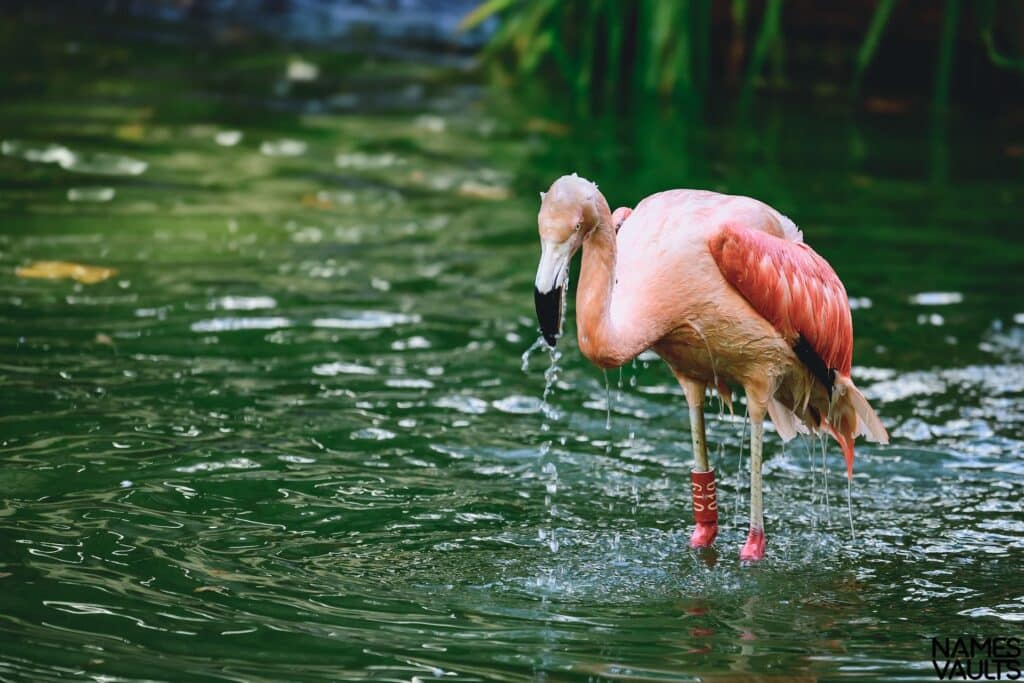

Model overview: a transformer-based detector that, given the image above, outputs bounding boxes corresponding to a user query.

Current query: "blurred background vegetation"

[3,0,1020,238]
[462,0,1024,116]
[12,0,1023,117]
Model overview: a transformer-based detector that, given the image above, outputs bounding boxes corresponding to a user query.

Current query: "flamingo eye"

[574,223,581,232]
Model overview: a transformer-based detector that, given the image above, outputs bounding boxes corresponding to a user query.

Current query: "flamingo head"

[534,174,599,347]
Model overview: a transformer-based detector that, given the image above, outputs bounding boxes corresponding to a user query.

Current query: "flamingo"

[533,174,888,561]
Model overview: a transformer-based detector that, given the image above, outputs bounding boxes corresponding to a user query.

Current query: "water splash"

[521,335,547,372]
[522,336,562,422]
[541,346,562,415]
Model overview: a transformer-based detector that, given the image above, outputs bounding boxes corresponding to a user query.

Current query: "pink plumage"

[534,175,889,560]
[709,224,853,376]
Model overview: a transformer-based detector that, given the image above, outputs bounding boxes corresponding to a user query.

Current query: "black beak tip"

[534,285,563,348]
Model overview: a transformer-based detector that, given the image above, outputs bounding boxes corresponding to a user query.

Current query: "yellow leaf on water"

[524,117,569,136]
[301,192,333,210]
[115,122,146,141]
[16,260,117,284]
[457,181,510,201]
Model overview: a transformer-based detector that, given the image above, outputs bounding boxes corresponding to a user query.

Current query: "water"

[2,17,1024,682]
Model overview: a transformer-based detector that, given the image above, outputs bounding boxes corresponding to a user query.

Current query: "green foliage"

[466,0,1024,114]
[978,0,1024,71]
[461,0,737,109]
[852,0,897,98]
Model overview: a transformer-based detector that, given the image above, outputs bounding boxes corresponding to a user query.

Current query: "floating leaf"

[301,192,333,209]
[458,181,510,201]
[16,260,117,284]
[115,122,146,141]
[524,117,569,136]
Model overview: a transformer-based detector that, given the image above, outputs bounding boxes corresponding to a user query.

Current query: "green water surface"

[1,18,1023,683]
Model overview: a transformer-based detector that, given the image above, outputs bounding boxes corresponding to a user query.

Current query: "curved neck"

[575,194,621,367]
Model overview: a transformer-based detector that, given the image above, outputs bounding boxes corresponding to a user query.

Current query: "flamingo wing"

[708,224,853,391]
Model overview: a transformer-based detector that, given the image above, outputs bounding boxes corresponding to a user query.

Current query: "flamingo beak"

[534,238,574,347]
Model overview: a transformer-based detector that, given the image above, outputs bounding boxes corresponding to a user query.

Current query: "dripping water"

[847,475,857,539]
[603,369,611,430]
[735,407,749,530]
[820,434,832,526]
[536,342,563,422]
[542,461,559,553]
[803,436,818,531]
[523,336,563,560]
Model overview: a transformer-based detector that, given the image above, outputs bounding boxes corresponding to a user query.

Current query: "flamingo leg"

[687,389,709,471]
[741,408,767,561]
[680,379,717,548]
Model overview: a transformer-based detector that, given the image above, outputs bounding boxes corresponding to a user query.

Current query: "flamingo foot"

[739,528,766,562]
[689,521,718,549]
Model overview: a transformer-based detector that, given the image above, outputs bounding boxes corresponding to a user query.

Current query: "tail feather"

[831,428,856,479]
[763,374,886,479]
[836,375,889,444]
[767,397,806,441]
[830,374,888,478]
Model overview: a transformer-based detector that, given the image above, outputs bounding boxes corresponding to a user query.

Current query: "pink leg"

[739,411,767,561]
[740,528,765,561]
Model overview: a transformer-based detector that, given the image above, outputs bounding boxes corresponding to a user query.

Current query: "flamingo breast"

[608,191,795,388]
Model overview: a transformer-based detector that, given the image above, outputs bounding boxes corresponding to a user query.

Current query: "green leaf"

[853,0,898,95]
[459,0,518,32]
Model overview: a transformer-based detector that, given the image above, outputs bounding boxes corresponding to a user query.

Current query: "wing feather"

[708,224,853,377]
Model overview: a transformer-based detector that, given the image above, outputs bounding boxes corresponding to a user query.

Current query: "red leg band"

[689,468,718,548]
[691,469,718,524]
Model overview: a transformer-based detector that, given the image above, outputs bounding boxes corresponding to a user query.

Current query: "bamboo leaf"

[740,0,783,109]
[853,0,898,96]
[978,0,1024,71]
[459,0,517,32]
[933,0,959,116]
